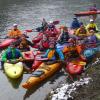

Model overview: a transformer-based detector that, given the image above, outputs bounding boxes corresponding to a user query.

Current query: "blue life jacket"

[70,19,80,29]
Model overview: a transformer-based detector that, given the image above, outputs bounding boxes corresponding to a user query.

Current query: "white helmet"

[13,24,18,27]
[49,20,53,24]
[90,19,94,22]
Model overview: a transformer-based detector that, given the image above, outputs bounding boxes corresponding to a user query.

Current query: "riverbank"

[46,53,100,100]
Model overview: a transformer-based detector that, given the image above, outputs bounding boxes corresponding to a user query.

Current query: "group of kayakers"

[0,15,100,80]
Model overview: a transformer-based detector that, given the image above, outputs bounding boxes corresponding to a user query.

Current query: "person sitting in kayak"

[70,17,80,30]
[89,4,97,21]
[7,24,22,39]
[37,34,49,51]
[42,42,64,61]
[16,34,34,52]
[1,42,31,72]
[57,26,70,45]
[85,30,97,48]
[36,18,48,32]
[75,22,87,39]
[86,19,98,32]
[45,21,59,38]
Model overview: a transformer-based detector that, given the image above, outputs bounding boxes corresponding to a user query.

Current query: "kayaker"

[45,21,59,38]
[86,19,98,32]
[85,30,97,47]
[89,4,97,11]
[89,4,97,21]
[75,22,87,39]
[37,34,49,51]
[70,17,80,30]
[15,34,34,52]
[1,42,31,72]
[36,18,48,32]
[42,42,64,61]
[7,24,22,39]
[57,26,70,45]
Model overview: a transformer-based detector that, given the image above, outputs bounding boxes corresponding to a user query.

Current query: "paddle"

[25,20,60,33]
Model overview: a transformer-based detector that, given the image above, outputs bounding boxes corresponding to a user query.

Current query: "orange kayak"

[22,62,62,89]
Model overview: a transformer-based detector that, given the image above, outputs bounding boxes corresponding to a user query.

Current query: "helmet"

[90,19,94,22]
[13,24,18,27]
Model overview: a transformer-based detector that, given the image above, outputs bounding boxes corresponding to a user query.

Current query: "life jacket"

[8,29,22,38]
[6,48,21,60]
[88,24,96,31]
[58,32,70,44]
[42,41,49,49]
[47,49,59,60]
[76,28,87,37]
[47,49,55,59]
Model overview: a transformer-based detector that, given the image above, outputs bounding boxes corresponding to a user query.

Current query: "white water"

[50,77,91,100]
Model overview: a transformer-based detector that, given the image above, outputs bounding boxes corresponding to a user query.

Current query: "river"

[0,0,100,100]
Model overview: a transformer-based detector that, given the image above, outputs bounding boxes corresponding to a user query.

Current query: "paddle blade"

[25,30,33,32]
[53,20,60,25]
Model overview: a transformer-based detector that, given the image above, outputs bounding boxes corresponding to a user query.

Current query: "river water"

[0,0,100,100]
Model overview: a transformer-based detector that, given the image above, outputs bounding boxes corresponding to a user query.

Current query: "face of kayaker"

[43,35,47,41]
[49,44,55,49]
[89,30,95,36]
[90,21,94,24]
[10,44,16,49]
[63,27,68,32]
[13,25,18,31]
[21,34,26,40]
[80,25,84,29]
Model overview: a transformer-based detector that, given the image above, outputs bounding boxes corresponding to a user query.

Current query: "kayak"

[66,59,86,75]
[22,51,34,61]
[74,10,100,17]
[22,62,62,89]
[4,62,23,79]
[32,51,45,71]
[0,39,16,49]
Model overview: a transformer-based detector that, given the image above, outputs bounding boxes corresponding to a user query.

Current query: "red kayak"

[0,39,16,49]
[22,51,34,61]
[32,51,45,71]
[74,10,100,17]
[66,59,86,75]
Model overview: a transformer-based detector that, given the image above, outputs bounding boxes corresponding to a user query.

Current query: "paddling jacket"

[70,19,80,29]
[38,40,49,50]
[2,47,22,62]
[75,28,87,37]
[86,23,98,32]
[43,48,64,60]
[8,29,22,38]
[85,35,97,44]
[58,31,70,44]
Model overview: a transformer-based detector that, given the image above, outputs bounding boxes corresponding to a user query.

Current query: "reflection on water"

[0,0,100,100]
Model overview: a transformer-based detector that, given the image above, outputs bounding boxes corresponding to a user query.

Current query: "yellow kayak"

[4,62,23,79]
[22,62,62,89]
